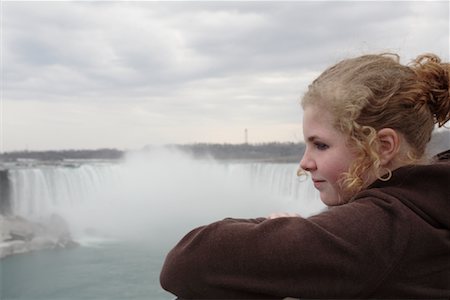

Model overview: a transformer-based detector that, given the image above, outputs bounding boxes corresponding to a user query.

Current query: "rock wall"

[0,214,78,259]
[0,169,10,214]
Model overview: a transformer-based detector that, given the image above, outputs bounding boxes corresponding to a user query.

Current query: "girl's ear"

[377,128,401,166]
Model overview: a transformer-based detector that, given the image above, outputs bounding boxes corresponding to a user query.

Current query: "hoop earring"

[379,168,392,181]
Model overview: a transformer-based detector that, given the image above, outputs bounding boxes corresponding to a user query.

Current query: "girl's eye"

[314,142,329,150]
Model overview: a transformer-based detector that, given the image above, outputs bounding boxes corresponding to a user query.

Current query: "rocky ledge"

[0,214,78,259]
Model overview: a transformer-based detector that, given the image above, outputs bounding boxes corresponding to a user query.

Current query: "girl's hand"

[267,212,301,219]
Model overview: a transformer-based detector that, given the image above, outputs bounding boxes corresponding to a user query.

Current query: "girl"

[160,53,450,299]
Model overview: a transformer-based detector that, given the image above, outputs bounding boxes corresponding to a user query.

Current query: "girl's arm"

[160,198,410,299]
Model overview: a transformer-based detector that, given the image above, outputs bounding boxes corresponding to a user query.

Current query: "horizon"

[1,140,305,154]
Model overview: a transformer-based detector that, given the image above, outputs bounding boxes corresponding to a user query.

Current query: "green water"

[1,241,174,300]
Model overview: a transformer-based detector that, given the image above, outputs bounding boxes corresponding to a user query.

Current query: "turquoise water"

[1,241,173,300]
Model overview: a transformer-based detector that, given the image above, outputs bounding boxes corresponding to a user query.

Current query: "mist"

[9,148,322,248]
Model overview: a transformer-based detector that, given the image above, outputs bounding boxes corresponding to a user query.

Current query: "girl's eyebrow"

[307,135,319,142]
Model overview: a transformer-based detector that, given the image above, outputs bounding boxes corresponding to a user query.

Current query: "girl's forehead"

[302,106,342,137]
[303,105,334,126]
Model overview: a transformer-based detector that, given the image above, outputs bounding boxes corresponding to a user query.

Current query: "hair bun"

[411,53,450,127]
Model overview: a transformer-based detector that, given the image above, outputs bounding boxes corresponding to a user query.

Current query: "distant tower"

[244,128,248,144]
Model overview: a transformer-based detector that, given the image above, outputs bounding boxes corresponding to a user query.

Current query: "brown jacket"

[160,161,450,299]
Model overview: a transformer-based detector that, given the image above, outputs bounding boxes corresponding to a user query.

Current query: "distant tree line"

[0,142,306,163]
[173,142,305,163]
[0,148,124,162]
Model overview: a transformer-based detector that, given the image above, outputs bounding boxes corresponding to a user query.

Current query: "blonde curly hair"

[301,53,450,197]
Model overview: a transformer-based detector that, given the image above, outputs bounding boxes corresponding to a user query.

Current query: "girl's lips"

[312,179,325,189]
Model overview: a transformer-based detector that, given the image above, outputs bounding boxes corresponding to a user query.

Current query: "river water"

[2,240,172,299]
[1,149,323,299]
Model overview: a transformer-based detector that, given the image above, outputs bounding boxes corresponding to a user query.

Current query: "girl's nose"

[299,149,315,172]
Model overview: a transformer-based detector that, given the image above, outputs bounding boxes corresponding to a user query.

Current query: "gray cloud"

[2,1,448,150]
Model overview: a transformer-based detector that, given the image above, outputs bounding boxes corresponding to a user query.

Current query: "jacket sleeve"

[159,197,411,299]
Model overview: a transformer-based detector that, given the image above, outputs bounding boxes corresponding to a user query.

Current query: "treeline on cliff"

[173,142,304,162]
[0,148,124,162]
[0,142,305,163]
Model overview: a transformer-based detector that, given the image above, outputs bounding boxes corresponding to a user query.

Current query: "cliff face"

[0,170,10,215]
[0,214,78,259]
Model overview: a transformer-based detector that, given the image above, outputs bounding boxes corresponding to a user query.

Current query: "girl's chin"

[320,193,345,206]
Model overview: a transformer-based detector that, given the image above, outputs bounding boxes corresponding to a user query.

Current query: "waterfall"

[8,163,120,219]
[4,149,324,242]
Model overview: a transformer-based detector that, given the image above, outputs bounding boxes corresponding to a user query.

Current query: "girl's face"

[300,105,356,206]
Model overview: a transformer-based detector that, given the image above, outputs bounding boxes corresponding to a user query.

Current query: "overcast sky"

[1,1,449,151]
